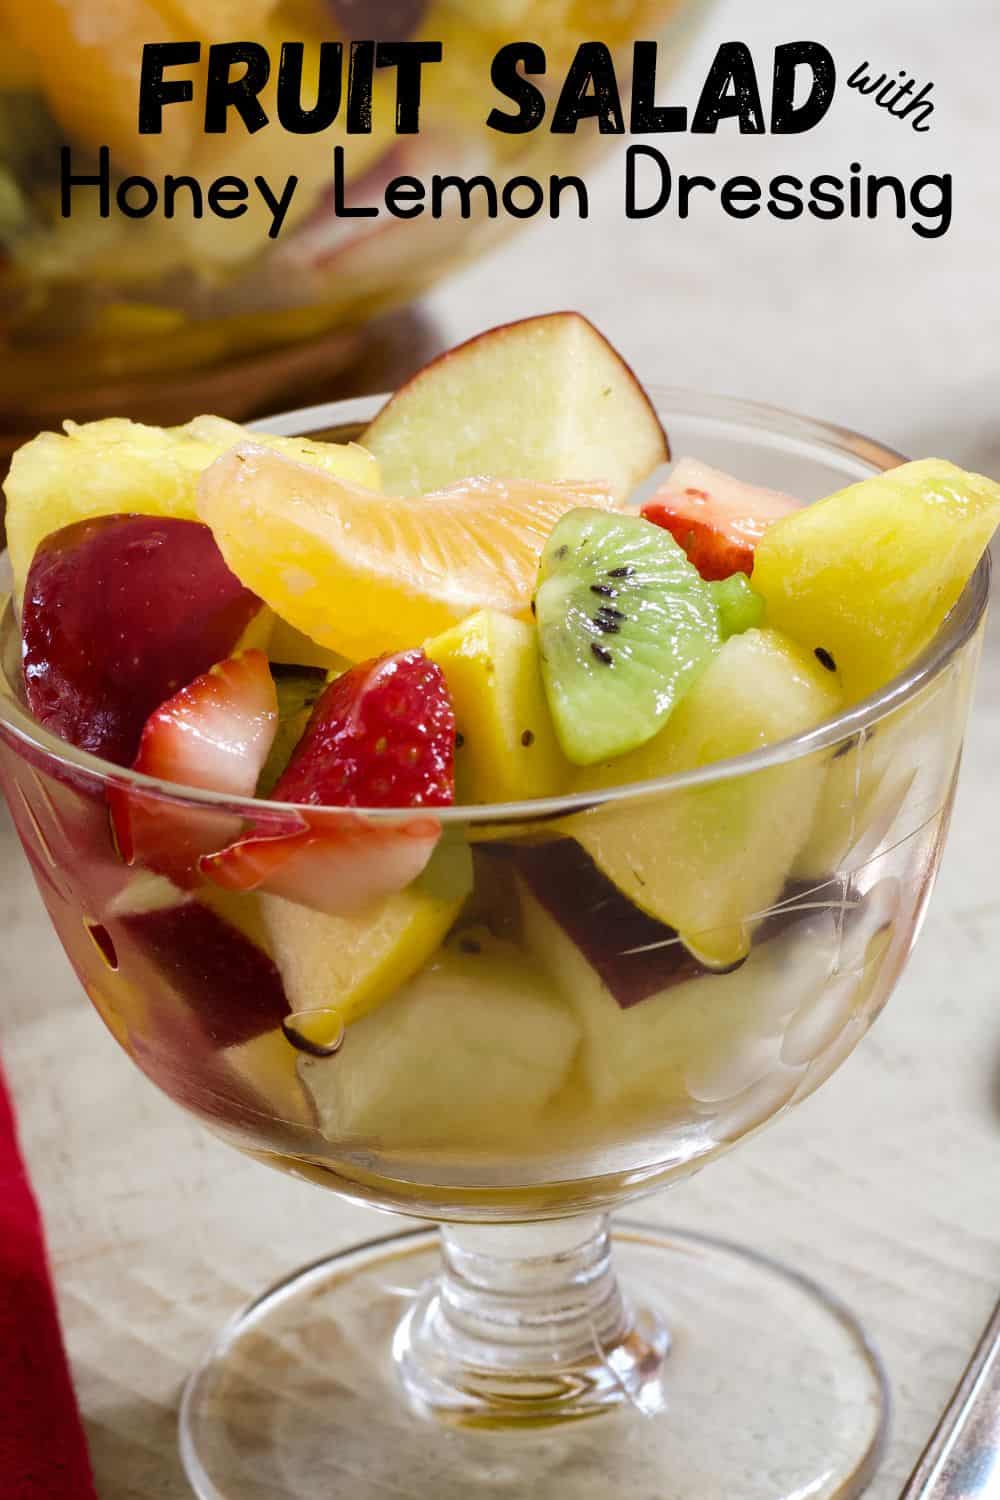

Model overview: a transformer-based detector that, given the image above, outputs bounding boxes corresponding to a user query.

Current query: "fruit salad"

[0,313,996,1212]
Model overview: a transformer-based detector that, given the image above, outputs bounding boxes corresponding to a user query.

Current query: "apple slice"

[110,877,290,1050]
[362,311,668,501]
[21,515,269,766]
[497,839,712,1007]
[641,458,799,581]
[518,871,840,1111]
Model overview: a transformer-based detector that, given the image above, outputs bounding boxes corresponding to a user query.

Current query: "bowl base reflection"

[180,1222,887,1500]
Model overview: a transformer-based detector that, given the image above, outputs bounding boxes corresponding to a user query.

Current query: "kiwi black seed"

[535,508,721,765]
[814,647,837,672]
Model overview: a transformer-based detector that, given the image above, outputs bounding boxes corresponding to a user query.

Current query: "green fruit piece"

[572,629,843,967]
[256,665,329,798]
[711,573,765,640]
[752,458,1000,701]
[424,609,571,803]
[535,509,721,766]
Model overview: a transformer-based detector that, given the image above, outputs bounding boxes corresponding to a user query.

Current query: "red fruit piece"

[275,649,455,809]
[22,514,266,766]
[200,650,455,915]
[506,839,713,1009]
[117,898,289,1050]
[109,650,278,884]
[641,458,799,581]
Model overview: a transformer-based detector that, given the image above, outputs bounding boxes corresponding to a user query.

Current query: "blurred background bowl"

[0,0,704,456]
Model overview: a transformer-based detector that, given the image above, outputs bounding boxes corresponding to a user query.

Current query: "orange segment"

[197,444,617,659]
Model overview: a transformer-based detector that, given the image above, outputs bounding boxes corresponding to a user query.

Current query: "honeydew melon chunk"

[298,932,579,1147]
[4,413,379,604]
[752,458,1000,701]
[261,842,473,1040]
[363,311,668,501]
[571,629,843,967]
[424,609,571,803]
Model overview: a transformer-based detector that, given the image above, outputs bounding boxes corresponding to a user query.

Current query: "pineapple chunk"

[572,630,842,967]
[261,843,473,1040]
[424,610,571,803]
[5,414,379,604]
[268,617,352,673]
[753,459,1000,700]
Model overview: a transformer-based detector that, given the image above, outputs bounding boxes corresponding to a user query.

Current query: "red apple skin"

[503,839,712,1009]
[116,900,290,1050]
[22,515,265,767]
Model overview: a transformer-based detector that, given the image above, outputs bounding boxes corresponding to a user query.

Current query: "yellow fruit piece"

[753,458,1000,701]
[222,1028,317,1129]
[197,443,616,660]
[572,629,842,967]
[157,0,282,39]
[425,610,570,803]
[5,414,379,604]
[0,40,40,87]
[0,0,204,174]
[261,843,473,1038]
[268,617,352,673]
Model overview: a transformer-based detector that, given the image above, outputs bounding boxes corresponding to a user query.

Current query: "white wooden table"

[3,0,999,1493]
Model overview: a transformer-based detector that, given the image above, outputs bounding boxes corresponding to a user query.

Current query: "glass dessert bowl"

[0,380,992,1500]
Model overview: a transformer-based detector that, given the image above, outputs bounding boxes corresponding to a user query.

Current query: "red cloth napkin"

[0,1054,98,1499]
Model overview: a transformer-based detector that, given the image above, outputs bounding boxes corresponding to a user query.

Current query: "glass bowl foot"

[179,1222,888,1500]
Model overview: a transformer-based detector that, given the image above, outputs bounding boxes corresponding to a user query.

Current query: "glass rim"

[0,387,991,825]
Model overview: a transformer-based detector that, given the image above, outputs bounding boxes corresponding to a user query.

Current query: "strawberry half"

[109,649,278,884]
[199,649,455,915]
[642,458,799,581]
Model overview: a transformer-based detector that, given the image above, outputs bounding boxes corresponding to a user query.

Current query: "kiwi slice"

[535,509,721,765]
[711,573,765,639]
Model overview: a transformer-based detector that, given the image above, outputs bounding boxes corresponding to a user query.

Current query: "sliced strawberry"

[642,458,799,581]
[109,649,278,884]
[199,650,455,915]
[201,810,442,915]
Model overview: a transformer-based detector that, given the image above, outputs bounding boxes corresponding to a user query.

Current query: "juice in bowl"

[0,314,995,1498]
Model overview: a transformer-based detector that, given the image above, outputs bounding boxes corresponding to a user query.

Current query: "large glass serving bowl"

[0,0,702,428]
[0,391,989,1499]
